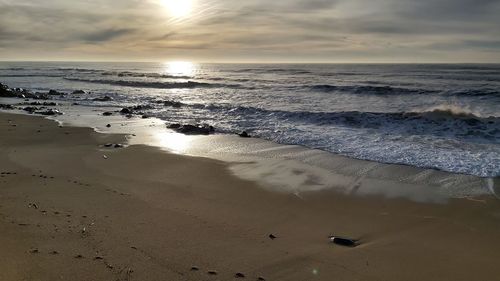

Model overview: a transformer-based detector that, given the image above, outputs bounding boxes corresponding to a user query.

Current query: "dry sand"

[1,112,500,281]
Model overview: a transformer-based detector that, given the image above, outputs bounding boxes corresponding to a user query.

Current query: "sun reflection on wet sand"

[154,131,193,154]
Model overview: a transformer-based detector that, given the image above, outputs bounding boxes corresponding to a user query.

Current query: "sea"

[1,62,499,178]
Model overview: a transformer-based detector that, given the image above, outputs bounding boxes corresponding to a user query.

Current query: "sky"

[0,0,499,63]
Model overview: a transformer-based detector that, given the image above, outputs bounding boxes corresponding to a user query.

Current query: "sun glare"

[160,0,194,18]
[155,132,192,154]
[165,61,195,76]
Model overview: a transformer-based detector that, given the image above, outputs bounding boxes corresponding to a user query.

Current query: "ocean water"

[1,62,499,177]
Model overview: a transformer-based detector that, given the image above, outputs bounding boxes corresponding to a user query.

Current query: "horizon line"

[1,60,500,65]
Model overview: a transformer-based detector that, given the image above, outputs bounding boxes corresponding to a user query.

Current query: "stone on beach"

[37,109,63,116]
[23,107,40,114]
[235,272,246,278]
[48,89,64,96]
[0,104,15,110]
[329,236,358,247]
[238,131,251,138]
[167,123,181,129]
[168,124,215,135]
[120,108,133,115]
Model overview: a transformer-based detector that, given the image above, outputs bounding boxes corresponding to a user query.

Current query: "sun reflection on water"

[164,61,195,77]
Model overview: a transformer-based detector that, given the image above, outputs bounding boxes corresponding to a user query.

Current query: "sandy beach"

[1,111,500,281]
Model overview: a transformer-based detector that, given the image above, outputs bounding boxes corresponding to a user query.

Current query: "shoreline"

[0,99,496,202]
[2,111,500,280]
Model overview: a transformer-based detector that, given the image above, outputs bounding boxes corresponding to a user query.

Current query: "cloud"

[82,28,136,42]
[0,0,499,62]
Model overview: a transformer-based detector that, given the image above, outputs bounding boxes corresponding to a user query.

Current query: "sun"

[160,0,194,18]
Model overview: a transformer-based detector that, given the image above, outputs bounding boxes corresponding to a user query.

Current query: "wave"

[138,100,499,143]
[101,71,191,79]
[308,84,433,95]
[1,67,26,71]
[447,89,500,97]
[0,74,62,78]
[307,84,500,98]
[228,68,312,75]
[217,107,499,143]
[56,68,101,73]
[414,105,485,119]
[63,78,237,89]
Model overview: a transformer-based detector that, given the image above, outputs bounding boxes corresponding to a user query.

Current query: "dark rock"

[235,272,245,278]
[0,104,14,110]
[207,270,218,275]
[163,100,183,108]
[141,115,150,119]
[167,123,182,129]
[23,106,39,114]
[106,124,111,128]
[238,131,251,138]
[37,109,63,116]
[120,107,133,115]
[104,143,113,148]
[258,277,266,281]
[269,234,277,240]
[102,112,113,116]
[114,144,124,148]
[190,266,199,271]
[93,96,113,102]
[0,83,16,97]
[329,236,357,247]
[0,83,43,99]
[131,104,153,111]
[72,90,86,95]
[48,89,64,96]
[26,102,57,106]
[174,124,214,135]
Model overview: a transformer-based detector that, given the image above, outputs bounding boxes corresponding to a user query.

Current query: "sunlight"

[160,0,194,18]
[155,132,192,154]
[164,61,195,77]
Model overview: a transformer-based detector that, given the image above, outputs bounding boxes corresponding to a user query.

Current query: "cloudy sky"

[0,0,499,62]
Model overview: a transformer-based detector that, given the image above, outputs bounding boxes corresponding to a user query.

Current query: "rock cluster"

[167,123,215,135]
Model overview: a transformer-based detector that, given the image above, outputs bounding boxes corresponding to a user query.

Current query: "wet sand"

[1,112,500,281]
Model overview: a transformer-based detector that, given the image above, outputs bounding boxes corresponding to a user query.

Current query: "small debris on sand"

[329,236,358,247]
